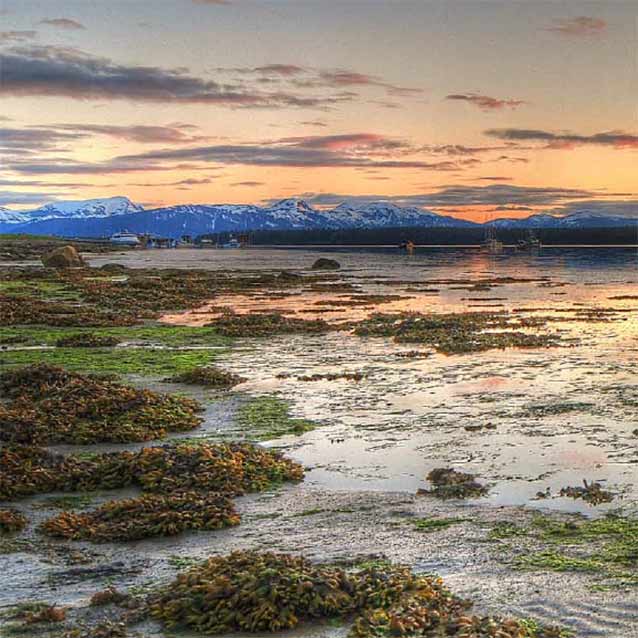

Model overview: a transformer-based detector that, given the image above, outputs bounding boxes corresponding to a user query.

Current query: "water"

[156,247,638,515]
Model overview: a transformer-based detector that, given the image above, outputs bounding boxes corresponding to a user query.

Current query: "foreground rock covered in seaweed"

[0,364,203,444]
[0,442,304,501]
[150,550,566,637]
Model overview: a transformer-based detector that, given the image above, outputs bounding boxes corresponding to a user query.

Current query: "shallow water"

[159,247,638,516]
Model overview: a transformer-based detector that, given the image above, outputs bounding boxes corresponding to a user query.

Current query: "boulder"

[41,245,85,269]
[311,258,340,271]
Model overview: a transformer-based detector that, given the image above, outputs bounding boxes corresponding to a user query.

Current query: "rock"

[277,270,303,282]
[41,245,85,269]
[311,258,340,271]
[100,263,128,273]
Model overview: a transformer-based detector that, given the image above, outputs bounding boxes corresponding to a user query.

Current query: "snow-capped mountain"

[0,197,475,237]
[487,211,638,229]
[1,195,636,238]
[22,197,144,222]
[0,207,30,225]
[328,201,476,228]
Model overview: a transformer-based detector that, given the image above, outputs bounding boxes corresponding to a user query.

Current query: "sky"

[0,0,637,221]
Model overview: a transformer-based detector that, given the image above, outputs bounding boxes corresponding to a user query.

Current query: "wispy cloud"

[40,18,85,30]
[545,16,606,37]
[50,123,208,144]
[0,45,353,109]
[0,30,37,43]
[231,181,265,187]
[446,93,526,110]
[7,132,461,175]
[486,128,638,149]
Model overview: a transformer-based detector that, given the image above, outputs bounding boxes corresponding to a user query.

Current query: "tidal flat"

[1,246,638,637]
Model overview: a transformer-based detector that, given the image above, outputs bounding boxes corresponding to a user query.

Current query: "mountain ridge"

[0,196,636,238]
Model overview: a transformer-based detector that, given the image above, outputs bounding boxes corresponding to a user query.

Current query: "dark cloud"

[8,133,461,174]
[0,45,351,109]
[0,30,37,43]
[446,93,526,110]
[0,126,85,153]
[545,16,606,37]
[302,184,599,209]
[486,128,638,149]
[472,176,513,181]
[40,18,85,30]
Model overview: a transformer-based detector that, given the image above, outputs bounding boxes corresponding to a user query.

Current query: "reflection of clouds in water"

[157,248,638,513]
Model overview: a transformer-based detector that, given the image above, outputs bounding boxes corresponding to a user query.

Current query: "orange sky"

[1,1,637,220]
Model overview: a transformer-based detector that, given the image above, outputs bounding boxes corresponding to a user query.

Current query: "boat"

[481,227,503,253]
[220,237,240,249]
[110,231,140,247]
[515,231,542,251]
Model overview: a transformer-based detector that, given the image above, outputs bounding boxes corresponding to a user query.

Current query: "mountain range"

[0,196,636,238]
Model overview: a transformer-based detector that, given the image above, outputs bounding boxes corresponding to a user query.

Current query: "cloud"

[299,120,328,127]
[549,200,638,218]
[231,181,264,187]
[0,191,62,206]
[317,69,423,97]
[546,16,606,37]
[40,18,85,30]
[50,123,208,144]
[7,132,461,175]
[193,0,231,4]
[0,126,85,153]
[472,176,513,181]
[446,93,526,110]
[302,184,599,210]
[0,30,37,43]
[0,45,351,109]
[253,64,305,76]
[127,178,215,187]
[486,128,638,149]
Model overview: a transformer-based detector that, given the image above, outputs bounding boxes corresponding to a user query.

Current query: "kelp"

[0,364,202,444]
[168,365,245,388]
[150,551,565,637]
[0,508,27,533]
[55,333,121,348]
[0,442,304,501]
[41,491,239,542]
[206,312,331,338]
[355,312,560,354]
[418,468,488,499]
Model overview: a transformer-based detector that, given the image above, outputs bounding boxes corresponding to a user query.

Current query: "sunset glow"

[1,1,636,221]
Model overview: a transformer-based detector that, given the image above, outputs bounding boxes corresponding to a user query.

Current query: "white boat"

[110,232,140,247]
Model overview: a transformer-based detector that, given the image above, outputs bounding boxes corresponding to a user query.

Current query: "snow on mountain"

[488,211,638,229]
[2,194,635,238]
[327,201,476,228]
[0,207,30,224]
[24,197,144,221]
